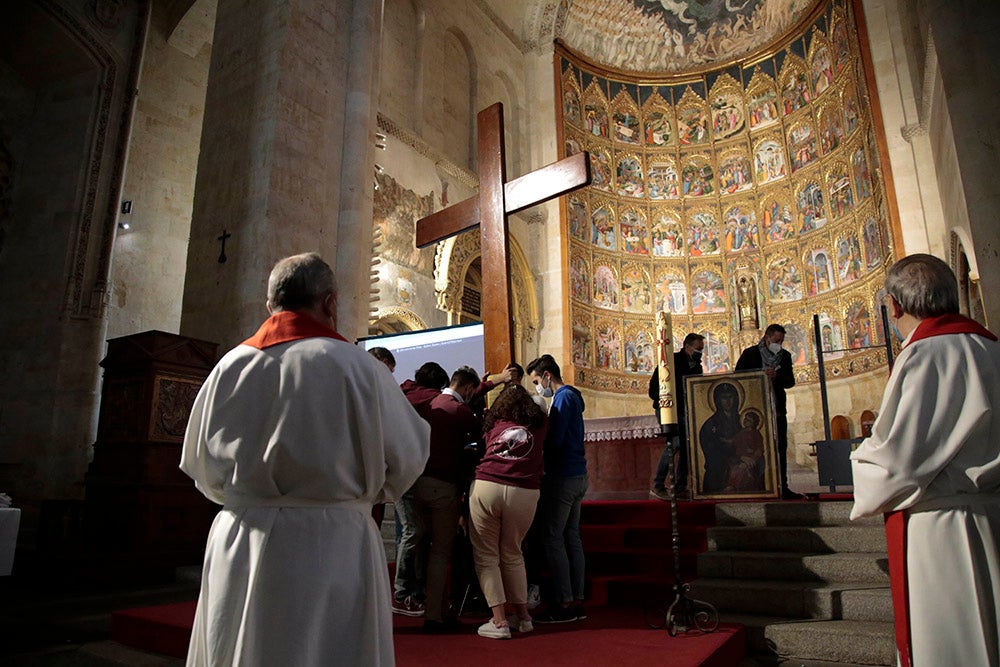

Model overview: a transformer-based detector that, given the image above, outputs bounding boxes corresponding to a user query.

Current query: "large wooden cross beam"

[415,102,590,373]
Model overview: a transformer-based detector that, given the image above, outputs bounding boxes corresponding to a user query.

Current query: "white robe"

[181,336,430,667]
[850,331,1000,667]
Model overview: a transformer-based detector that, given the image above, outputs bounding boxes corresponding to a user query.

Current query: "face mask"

[690,351,703,364]
[767,342,782,354]
[890,320,904,343]
[536,377,554,398]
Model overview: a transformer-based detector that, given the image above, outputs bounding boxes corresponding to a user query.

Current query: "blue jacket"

[544,384,587,478]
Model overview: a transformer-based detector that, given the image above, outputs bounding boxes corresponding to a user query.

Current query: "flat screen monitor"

[358,322,485,384]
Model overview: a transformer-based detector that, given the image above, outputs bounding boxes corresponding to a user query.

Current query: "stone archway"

[370,307,427,336]
[434,231,539,364]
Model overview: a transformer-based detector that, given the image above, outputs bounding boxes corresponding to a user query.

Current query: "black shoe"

[573,604,587,620]
[423,617,462,634]
[533,606,579,624]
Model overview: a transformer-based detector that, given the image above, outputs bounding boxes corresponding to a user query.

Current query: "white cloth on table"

[181,336,430,667]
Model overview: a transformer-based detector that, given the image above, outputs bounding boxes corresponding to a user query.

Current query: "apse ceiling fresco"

[559,0,820,73]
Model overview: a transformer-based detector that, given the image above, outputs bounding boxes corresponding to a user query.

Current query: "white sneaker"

[507,614,533,633]
[478,619,511,639]
[526,584,541,610]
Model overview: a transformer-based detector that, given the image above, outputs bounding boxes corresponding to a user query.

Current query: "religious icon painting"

[621,263,652,314]
[612,98,642,146]
[851,146,873,201]
[760,193,796,243]
[718,149,753,195]
[563,81,583,128]
[779,58,811,115]
[784,321,812,366]
[590,202,616,251]
[846,300,873,349]
[592,261,621,311]
[862,215,883,269]
[835,231,864,286]
[569,252,591,303]
[832,9,851,74]
[690,266,727,314]
[572,316,594,368]
[583,86,610,138]
[619,207,650,255]
[654,268,688,314]
[809,36,835,97]
[766,254,804,302]
[681,154,715,197]
[753,134,787,185]
[643,104,675,147]
[687,210,722,256]
[647,157,680,200]
[698,328,732,374]
[651,210,685,257]
[565,134,584,158]
[685,370,781,500]
[594,318,622,370]
[826,163,855,219]
[568,194,589,242]
[615,153,645,198]
[589,147,613,192]
[818,105,844,156]
[676,87,710,145]
[746,70,780,132]
[796,181,828,234]
[816,312,845,360]
[709,81,745,140]
[722,202,760,253]
[624,325,656,374]
[804,247,835,296]
[787,121,819,172]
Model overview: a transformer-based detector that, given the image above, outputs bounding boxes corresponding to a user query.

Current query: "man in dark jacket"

[648,333,705,499]
[735,324,799,499]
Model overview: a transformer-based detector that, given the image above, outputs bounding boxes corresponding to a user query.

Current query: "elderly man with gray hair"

[850,253,1000,667]
[181,252,430,666]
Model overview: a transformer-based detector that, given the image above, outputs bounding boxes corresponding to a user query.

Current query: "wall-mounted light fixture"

[118,200,133,232]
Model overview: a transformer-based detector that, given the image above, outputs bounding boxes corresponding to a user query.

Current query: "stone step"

[698,550,890,584]
[724,615,896,666]
[715,501,881,528]
[707,525,886,553]
[690,578,890,620]
[765,619,896,666]
[838,587,894,622]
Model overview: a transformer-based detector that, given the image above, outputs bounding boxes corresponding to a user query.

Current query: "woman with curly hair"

[469,384,547,639]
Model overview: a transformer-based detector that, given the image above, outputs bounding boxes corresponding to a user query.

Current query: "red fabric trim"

[907,313,997,347]
[241,311,348,350]
[884,511,912,667]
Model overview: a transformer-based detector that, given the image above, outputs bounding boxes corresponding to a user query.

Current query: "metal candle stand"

[646,427,719,636]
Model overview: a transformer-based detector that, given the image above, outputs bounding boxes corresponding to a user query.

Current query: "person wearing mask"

[735,324,798,499]
[526,354,588,624]
[648,333,705,500]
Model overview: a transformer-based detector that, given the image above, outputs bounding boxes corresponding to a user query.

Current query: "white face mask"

[767,342,782,354]
[535,377,554,398]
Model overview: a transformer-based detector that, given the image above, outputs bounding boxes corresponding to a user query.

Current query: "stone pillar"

[181,0,381,349]
[922,0,1000,328]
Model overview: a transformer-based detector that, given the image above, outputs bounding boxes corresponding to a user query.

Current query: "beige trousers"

[468,479,540,608]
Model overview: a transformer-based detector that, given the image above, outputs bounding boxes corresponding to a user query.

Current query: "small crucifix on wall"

[415,102,591,372]
[217,230,231,264]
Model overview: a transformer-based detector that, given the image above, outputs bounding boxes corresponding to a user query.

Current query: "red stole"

[884,312,996,667]
[242,310,348,350]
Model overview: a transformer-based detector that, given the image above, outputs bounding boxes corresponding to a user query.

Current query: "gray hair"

[267,253,336,312]
[885,253,959,318]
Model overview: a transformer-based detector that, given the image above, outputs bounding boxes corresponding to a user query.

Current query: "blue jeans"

[538,474,588,605]
[393,492,427,600]
[653,429,689,491]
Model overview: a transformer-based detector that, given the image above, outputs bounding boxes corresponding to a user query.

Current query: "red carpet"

[111,600,745,665]
[111,500,746,664]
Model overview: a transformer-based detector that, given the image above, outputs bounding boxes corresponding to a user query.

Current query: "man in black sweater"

[735,324,800,499]
[648,333,705,499]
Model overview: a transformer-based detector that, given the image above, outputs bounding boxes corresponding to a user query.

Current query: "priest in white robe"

[850,254,1000,667]
[181,253,430,667]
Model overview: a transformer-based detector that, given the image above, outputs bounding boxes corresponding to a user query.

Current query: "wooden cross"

[415,102,590,372]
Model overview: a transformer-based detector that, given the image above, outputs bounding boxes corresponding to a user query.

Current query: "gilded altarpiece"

[557,0,896,392]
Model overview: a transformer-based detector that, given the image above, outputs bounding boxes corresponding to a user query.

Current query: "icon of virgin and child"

[698,380,769,495]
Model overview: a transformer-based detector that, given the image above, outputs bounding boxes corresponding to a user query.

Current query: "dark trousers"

[777,412,789,491]
[653,426,688,491]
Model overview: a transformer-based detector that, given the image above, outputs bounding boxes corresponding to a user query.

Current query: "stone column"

[181,0,381,349]
[922,0,1000,327]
